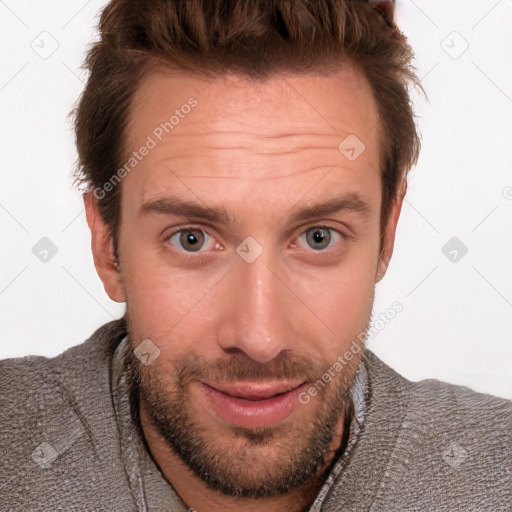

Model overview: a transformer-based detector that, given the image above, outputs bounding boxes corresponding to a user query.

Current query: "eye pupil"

[306,228,331,250]
[180,229,204,252]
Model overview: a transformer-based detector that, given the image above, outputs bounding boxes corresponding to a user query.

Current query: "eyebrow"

[141,192,371,225]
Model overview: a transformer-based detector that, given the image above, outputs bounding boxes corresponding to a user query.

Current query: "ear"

[375,181,406,283]
[84,192,126,303]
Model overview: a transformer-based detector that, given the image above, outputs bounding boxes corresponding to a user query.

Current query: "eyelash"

[163,224,348,259]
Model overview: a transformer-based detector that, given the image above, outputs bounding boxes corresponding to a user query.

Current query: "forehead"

[126,65,380,146]
[120,66,382,211]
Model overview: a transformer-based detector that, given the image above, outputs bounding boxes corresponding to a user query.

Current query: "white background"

[1,1,511,399]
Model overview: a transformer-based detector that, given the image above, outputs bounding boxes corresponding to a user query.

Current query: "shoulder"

[0,319,132,510]
[0,319,126,418]
[360,349,511,510]
[363,348,511,426]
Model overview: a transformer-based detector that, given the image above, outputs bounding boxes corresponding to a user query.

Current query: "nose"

[217,246,297,364]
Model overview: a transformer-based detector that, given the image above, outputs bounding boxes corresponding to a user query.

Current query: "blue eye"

[166,228,214,252]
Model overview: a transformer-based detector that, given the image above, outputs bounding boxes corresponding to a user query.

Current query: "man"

[0,1,510,511]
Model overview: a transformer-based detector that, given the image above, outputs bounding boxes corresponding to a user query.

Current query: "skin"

[85,64,404,512]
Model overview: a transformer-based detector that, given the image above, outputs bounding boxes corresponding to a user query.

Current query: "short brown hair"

[72,0,423,251]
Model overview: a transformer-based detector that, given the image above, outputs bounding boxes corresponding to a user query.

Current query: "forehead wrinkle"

[175,166,337,181]
[142,131,346,151]
[151,162,342,181]
[134,138,364,177]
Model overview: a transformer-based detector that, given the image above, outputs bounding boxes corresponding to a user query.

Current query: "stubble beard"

[124,322,367,499]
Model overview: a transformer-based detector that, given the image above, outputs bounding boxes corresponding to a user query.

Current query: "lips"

[202,380,306,401]
[198,380,308,427]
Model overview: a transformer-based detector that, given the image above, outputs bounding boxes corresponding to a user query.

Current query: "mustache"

[172,351,332,388]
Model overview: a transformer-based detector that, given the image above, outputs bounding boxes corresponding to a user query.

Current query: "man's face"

[91,66,398,497]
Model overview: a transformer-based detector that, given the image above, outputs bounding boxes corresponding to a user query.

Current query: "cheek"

[329,272,374,333]
[122,252,225,347]
[118,223,225,359]
[290,256,376,358]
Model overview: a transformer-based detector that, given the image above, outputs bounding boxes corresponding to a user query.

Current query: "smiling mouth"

[198,380,308,427]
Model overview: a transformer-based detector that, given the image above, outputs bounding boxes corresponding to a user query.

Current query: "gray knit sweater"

[1,319,510,511]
